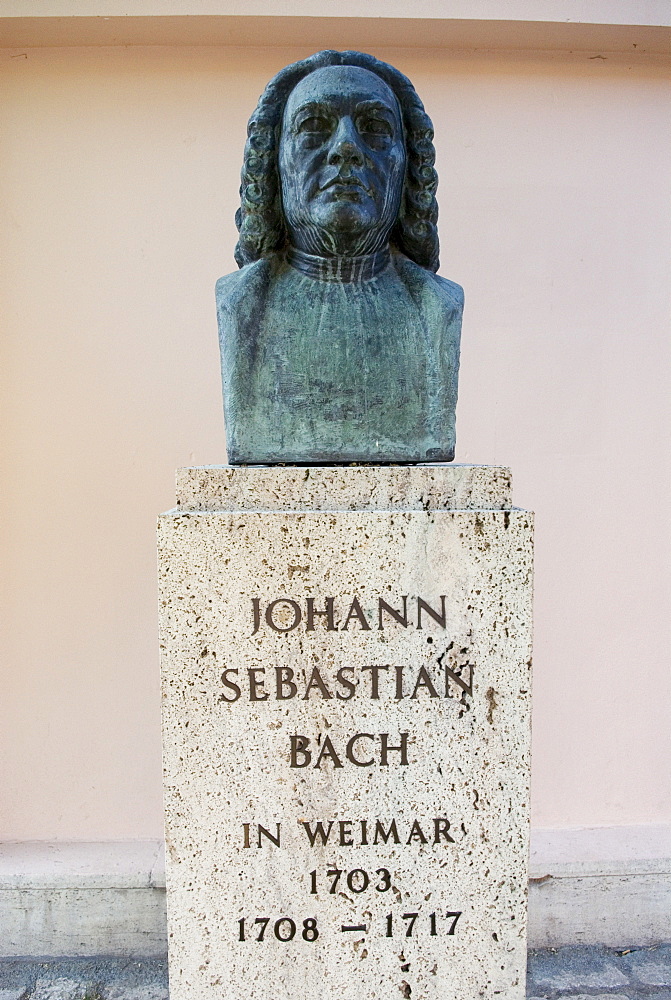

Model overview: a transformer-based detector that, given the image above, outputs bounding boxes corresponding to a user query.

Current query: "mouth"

[320,176,371,196]
[328,185,364,201]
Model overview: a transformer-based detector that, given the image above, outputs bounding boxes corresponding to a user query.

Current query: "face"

[279,65,406,256]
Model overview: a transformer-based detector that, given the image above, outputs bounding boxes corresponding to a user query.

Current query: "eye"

[358,117,393,138]
[297,116,332,135]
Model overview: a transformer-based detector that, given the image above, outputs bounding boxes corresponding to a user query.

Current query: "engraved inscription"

[217,659,473,704]
[251,594,448,634]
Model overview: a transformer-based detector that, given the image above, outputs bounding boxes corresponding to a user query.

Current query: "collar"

[287,246,391,283]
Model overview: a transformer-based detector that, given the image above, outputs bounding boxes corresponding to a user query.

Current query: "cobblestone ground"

[0,959,168,1000]
[0,946,669,1000]
[528,945,671,1000]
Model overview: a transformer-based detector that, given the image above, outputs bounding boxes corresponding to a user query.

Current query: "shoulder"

[215,257,274,314]
[392,253,464,318]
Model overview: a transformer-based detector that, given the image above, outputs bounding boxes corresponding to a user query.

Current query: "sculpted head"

[279,66,406,256]
[235,50,440,270]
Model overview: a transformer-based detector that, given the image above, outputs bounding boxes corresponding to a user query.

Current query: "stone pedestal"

[158,465,533,1000]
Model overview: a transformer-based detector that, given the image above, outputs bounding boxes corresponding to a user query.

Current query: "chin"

[315,204,375,237]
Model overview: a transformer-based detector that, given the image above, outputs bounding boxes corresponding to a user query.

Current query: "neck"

[287,246,391,283]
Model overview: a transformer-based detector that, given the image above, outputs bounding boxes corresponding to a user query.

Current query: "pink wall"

[1,43,669,839]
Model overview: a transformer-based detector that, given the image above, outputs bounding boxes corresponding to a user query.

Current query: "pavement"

[0,945,669,1000]
[528,945,671,1000]
[0,959,168,1000]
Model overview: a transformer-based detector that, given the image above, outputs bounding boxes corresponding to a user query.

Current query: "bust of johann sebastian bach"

[216,50,464,464]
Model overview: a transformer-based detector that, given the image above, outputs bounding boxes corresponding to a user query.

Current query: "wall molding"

[0,12,669,53]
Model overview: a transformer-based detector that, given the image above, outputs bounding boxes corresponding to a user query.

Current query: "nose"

[327,115,365,168]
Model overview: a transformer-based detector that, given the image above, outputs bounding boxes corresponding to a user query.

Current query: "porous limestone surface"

[175,463,512,511]
[158,466,532,1000]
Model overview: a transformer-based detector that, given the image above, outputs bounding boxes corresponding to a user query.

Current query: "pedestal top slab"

[174,464,512,512]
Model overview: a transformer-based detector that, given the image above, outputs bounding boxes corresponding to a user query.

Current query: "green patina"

[216,51,463,464]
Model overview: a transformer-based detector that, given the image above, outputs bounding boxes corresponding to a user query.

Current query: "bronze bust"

[216,50,464,464]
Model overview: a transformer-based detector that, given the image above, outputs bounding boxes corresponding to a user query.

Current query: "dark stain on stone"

[486,687,498,724]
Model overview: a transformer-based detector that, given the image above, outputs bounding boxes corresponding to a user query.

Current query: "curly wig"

[234,50,440,273]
